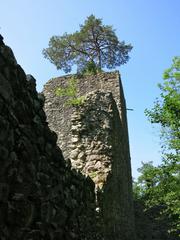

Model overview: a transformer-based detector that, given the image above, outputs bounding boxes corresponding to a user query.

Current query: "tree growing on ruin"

[43,15,132,73]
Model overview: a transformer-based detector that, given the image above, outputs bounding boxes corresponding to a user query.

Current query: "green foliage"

[43,15,132,73]
[134,161,180,236]
[55,77,85,106]
[145,56,180,154]
[133,162,160,199]
[135,57,180,236]
[89,171,98,179]
[79,60,102,75]
[66,96,85,106]
[56,77,77,97]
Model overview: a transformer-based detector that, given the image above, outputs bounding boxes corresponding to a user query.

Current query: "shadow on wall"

[0,37,99,240]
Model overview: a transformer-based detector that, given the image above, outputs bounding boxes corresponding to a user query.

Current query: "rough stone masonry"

[0,36,136,240]
[43,72,136,239]
[0,38,98,240]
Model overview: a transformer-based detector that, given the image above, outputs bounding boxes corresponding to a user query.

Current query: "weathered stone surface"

[0,40,98,240]
[69,91,136,240]
[43,73,136,240]
[43,72,122,159]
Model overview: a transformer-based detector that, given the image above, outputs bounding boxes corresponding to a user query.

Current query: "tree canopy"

[134,160,179,238]
[43,15,132,73]
[145,56,180,155]
[134,57,180,237]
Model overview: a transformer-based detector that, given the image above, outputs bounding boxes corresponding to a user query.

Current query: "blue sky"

[1,0,180,178]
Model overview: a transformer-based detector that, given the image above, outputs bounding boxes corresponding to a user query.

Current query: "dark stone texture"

[0,40,98,240]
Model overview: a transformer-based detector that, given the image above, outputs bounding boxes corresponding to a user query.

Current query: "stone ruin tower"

[43,71,136,240]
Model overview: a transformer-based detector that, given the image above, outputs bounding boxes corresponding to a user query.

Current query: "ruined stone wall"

[43,72,136,239]
[0,34,137,239]
[69,91,113,189]
[69,91,136,240]
[0,39,98,240]
[43,72,121,159]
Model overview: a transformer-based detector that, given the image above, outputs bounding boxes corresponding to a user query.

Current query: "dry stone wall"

[0,38,99,240]
[0,35,137,239]
[43,72,121,159]
[69,91,114,189]
[43,72,136,240]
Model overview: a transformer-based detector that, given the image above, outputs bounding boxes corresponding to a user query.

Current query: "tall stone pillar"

[43,72,136,239]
